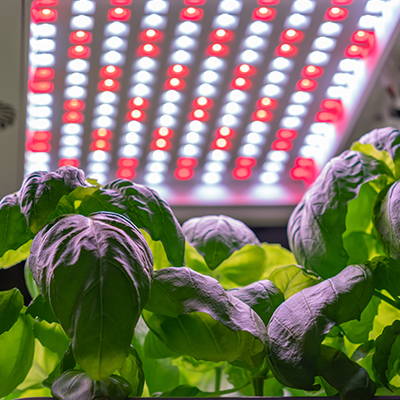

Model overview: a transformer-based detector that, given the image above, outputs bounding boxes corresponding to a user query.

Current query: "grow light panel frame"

[2,0,400,225]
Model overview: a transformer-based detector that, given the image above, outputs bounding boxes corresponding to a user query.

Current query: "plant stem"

[374,289,400,310]
[211,381,251,396]
[214,366,222,392]
[252,377,264,396]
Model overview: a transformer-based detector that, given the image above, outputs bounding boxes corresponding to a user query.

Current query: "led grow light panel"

[24,0,400,206]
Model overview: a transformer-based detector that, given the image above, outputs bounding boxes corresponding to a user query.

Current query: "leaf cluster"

[1,127,400,400]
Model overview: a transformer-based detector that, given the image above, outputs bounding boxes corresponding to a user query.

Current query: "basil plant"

[0,127,400,400]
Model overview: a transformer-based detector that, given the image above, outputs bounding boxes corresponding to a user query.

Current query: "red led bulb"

[59,158,80,167]
[193,96,213,109]
[276,43,298,57]
[174,167,194,180]
[64,99,85,111]
[107,7,131,21]
[128,97,149,109]
[297,78,318,91]
[232,77,252,90]
[253,7,276,21]
[98,79,120,91]
[92,128,113,140]
[271,139,292,151]
[235,64,256,76]
[29,80,54,93]
[165,77,186,90]
[276,129,297,140]
[281,28,304,43]
[257,97,278,109]
[68,45,91,59]
[63,111,84,124]
[177,157,198,168]
[207,43,229,57]
[302,65,324,78]
[32,67,55,81]
[31,7,57,23]
[167,64,189,77]
[181,7,203,20]
[137,43,160,57]
[70,30,92,44]
[140,29,163,42]
[236,157,256,167]
[100,65,122,79]
[325,7,348,21]
[210,28,234,42]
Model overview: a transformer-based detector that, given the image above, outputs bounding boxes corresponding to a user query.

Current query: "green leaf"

[229,280,284,325]
[346,182,378,233]
[184,243,210,275]
[372,257,400,298]
[2,385,52,400]
[266,264,318,299]
[267,264,374,391]
[24,260,40,298]
[316,345,376,400]
[0,240,32,269]
[182,215,259,270]
[132,319,180,395]
[144,330,178,359]
[355,127,400,177]
[261,243,297,276]
[28,212,153,380]
[374,181,400,259]
[372,320,400,388]
[156,384,206,397]
[0,288,23,335]
[26,295,57,323]
[53,185,99,217]
[0,193,32,268]
[0,315,35,397]
[213,244,265,288]
[16,319,69,392]
[343,231,384,264]
[19,166,89,233]
[117,346,144,396]
[141,230,171,270]
[288,150,391,278]
[369,292,400,340]
[144,267,267,369]
[51,371,131,400]
[341,295,381,344]
[78,179,185,266]
[352,142,395,176]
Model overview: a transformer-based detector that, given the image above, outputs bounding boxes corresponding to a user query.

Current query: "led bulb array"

[23,0,400,205]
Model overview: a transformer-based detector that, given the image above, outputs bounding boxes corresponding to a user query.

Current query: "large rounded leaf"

[51,371,131,400]
[374,180,400,258]
[288,150,390,278]
[182,215,259,270]
[266,265,374,392]
[77,179,185,266]
[19,166,89,233]
[28,212,153,379]
[0,315,35,397]
[0,193,32,268]
[144,267,267,369]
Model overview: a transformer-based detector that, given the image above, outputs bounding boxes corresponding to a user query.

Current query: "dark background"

[0,225,288,304]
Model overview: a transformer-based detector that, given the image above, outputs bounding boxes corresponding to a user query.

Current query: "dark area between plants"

[2,127,400,400]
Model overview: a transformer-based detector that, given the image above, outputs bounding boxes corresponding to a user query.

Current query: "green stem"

[214,366,222,392]
[374,289,400,310]
[252,377,264,396]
